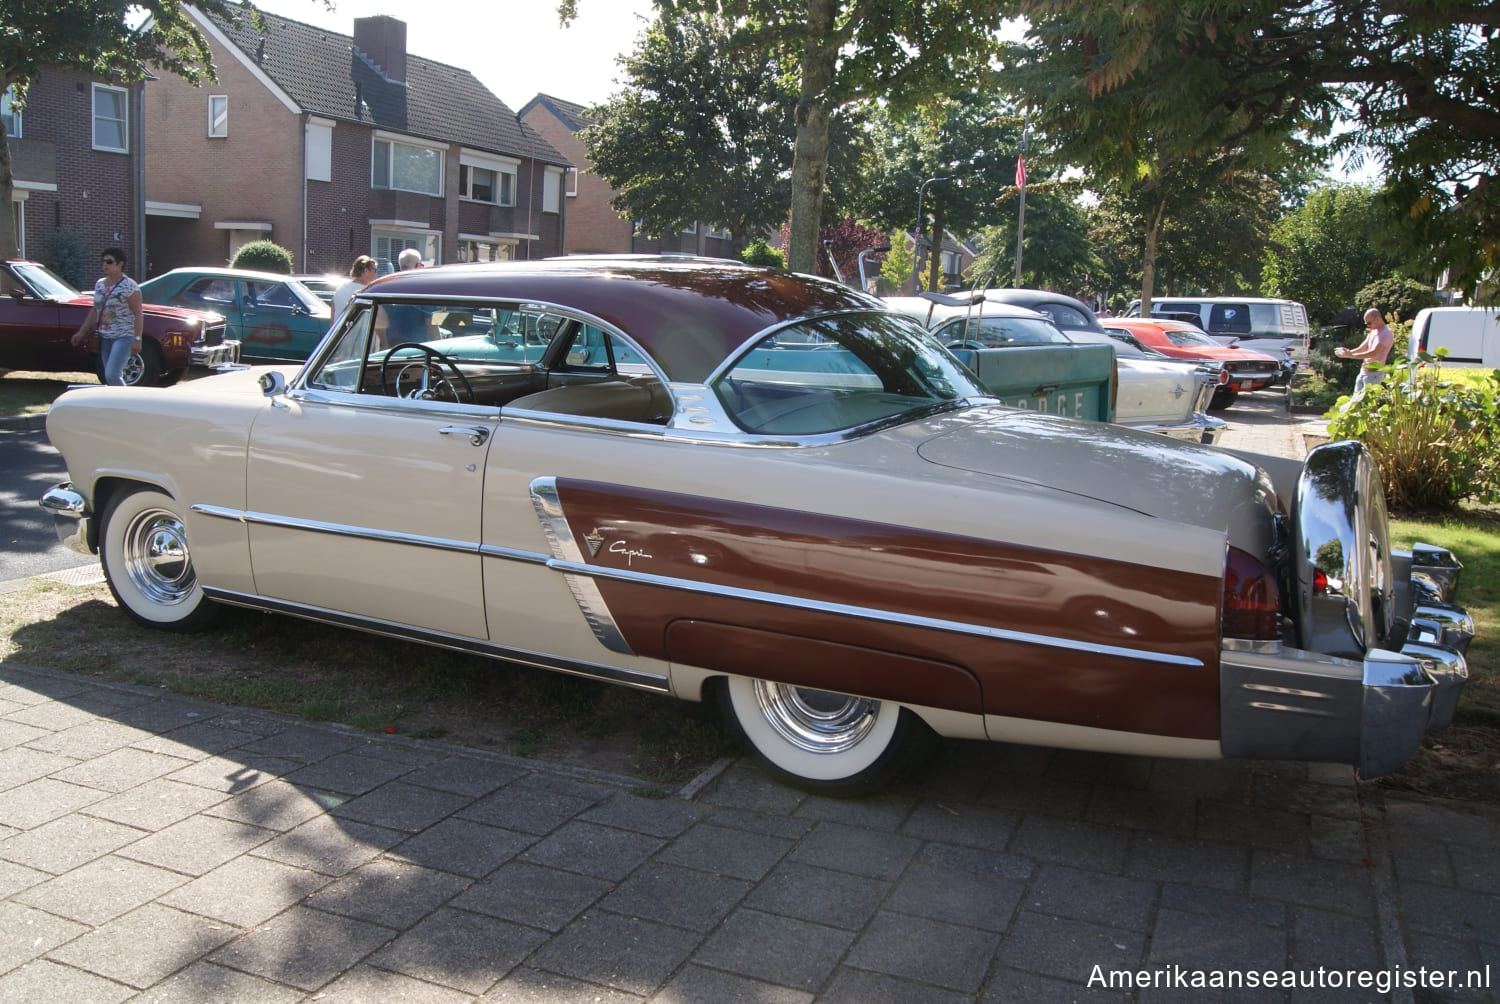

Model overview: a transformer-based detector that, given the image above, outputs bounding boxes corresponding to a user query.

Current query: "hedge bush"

[740,238,785,269]
[230,240,294,274]
[1325,351,1500,512]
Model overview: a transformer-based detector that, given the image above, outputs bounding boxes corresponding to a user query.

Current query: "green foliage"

[1325,353,1500,512]
[230,240,294,274]
[971,191,1100,292]
[880,239,921,293]
[44,230,89,289]
[1261,185,1405,324]
[740,238,785,269]
[854,90,1022,291]
[1353,277,1438,326]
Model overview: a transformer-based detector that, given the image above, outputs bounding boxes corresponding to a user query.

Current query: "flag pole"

[1013,124,1028,286]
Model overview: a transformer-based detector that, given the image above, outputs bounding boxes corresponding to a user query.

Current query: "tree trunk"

[925,201,946,292]
[1139,192,1166,316]
[0,74,19,261]
[787,0,836,274]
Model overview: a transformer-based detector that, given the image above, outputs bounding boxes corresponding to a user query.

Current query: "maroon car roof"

[361,257,884,383]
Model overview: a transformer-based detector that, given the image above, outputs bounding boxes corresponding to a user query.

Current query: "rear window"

[1208,303,1252,334]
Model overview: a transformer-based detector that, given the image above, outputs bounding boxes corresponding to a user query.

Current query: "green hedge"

[1326,351,1500,512]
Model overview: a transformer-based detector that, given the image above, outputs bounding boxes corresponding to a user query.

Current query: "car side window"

[1041,304,1090,329]
[246,280,297,311]
[308,308,375,391]
[179,278,236,310]
[1210,304,1252,334]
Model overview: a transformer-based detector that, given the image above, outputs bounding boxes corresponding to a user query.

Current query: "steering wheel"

[379,342,475,403]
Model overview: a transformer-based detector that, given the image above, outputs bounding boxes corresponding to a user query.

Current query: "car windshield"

[1164,328,1220,348]
[712,311,983,435]
[935,315,1069,345]
[12,262,80,300]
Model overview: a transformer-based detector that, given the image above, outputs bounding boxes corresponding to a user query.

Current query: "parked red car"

[1104,318,1281,409]
[0,260,239,386]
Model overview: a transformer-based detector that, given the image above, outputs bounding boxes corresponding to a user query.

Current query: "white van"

[1409,306,1500,367]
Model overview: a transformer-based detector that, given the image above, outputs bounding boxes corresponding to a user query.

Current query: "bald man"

[1337,308,1395,394]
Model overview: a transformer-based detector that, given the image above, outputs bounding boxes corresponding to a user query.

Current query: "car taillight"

[1217,367,1229,385]
[1223,546,1281,640]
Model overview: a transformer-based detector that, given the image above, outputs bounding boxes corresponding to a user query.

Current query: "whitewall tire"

[99,486,218,632]
[719,676,937,795]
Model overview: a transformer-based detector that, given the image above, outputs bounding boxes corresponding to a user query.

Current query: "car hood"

[913,406,1275,528]
[66,295,223,326]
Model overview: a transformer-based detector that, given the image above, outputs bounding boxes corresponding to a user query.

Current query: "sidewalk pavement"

[2,392,1496,1002]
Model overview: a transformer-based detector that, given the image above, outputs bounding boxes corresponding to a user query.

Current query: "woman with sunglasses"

[69,247,144,385]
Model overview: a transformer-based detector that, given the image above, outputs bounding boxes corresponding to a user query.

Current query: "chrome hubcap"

[752,680,879,754]
[121,352,145,385]
[123,508,195,605]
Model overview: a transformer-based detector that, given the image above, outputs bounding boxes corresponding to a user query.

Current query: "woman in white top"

[331,255,378,319]
[69,247,143,386]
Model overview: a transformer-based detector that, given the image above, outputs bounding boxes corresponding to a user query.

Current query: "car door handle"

[439,425,490,446]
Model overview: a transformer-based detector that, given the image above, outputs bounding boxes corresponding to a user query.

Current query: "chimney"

[353,16,407,85]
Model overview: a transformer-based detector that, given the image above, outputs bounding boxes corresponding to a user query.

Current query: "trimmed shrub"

[740,238,784,269]
[1353,276,1438,324]
[231,240,294,274]
[46,230,90,288]
[1325,352,1500,512]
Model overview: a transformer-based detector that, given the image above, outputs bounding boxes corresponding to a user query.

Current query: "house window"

[1,86,19,139]
[543,166,563,214]
[208,95,228,137]
[565,167,578,197]
[92,83,129,153]
[372,137,442,196]
[458,164,515,206]
[458,238,515,263]
[372,228,439,274]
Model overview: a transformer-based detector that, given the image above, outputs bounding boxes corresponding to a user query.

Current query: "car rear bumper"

[1132,412,1227,446]
[1219,544,1470,777]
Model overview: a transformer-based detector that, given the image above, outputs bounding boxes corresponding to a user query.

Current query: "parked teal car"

[139,267,331,363]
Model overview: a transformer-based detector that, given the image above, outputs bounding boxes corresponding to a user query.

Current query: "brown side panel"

[665,620,983,711]
[555,479,1223,740]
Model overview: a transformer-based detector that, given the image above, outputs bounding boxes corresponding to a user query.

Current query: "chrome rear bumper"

[1221,544,1470,777]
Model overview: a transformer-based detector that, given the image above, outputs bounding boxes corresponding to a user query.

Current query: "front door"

[242,308,497,640]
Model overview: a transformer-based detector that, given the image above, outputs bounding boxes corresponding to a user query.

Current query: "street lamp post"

[911,176,952,293]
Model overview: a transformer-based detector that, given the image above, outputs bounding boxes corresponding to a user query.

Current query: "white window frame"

[208,95,228,137]
[371,227,440,274]
[1,86,20,139]
[371,132,445,197]
[565,167,578,197]
[543,166,563,214]
[458,149,518,207]
[92,83,129,153]
[305,117,334,183]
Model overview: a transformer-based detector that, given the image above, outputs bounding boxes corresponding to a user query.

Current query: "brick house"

[518,93,736,258]
[143,9,571,278]
[4,70,145,278]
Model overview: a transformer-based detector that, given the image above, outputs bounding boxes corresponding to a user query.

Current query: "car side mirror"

[259,371,287,398]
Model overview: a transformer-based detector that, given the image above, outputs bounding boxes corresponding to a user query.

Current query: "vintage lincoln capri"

[41,257,1472,794]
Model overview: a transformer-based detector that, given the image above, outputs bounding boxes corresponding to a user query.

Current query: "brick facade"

[6,66,141,282]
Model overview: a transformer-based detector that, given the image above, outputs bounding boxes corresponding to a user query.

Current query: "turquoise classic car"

[140,267,332,364]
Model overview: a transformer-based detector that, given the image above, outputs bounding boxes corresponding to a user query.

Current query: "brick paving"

[0,393,1495,1001]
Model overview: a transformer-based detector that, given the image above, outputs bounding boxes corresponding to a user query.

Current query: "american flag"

[1016,155,1026,190]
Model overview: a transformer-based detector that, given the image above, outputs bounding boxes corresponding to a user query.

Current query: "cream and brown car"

[41,258,1472,794]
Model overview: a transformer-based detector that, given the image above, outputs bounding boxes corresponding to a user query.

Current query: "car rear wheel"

[718,676,937,795]
[100,486,218,632]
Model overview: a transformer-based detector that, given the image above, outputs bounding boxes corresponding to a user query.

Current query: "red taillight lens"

[1223,546,1281,640]
[1218,367,1230,385]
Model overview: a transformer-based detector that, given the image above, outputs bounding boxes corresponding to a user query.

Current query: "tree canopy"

[999,0,1500,301]
[0,0,253,258]
[570,1,1017,273]
[1261,184,1406,324]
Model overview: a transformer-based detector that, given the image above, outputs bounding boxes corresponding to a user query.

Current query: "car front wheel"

[95,340,164,387]
[718,676,937,796]
[100,486,218,632]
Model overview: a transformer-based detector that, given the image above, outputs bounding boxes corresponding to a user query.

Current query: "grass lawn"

[0,370,97,416]
[1391,505,1500,724]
